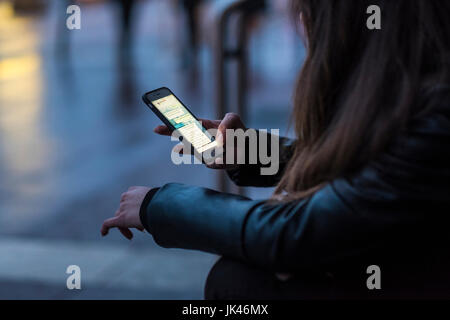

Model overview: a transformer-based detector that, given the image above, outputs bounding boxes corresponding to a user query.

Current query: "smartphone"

[142,87,221,163]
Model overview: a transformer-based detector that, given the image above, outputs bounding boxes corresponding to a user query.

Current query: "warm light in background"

[0,0,50,180]
[0,1,14,18]
[0,53,40,82]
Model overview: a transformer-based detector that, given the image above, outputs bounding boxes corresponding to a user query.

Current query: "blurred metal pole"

[214,0,266,193]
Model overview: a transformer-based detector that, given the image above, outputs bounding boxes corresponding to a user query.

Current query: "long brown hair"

[275,0,450,200]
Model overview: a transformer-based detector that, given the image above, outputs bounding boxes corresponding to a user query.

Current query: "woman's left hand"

[101,186,151,240]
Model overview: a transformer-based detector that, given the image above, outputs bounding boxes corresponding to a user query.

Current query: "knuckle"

[113,216,124,226]
[118,217,127,226]
[226,113,239,120]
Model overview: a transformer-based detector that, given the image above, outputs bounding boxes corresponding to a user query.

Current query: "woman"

[101,0,450,299]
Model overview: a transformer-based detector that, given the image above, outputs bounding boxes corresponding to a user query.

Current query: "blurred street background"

[0,0,304,299]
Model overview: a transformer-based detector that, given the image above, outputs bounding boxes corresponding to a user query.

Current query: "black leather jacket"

[140,86,450,296]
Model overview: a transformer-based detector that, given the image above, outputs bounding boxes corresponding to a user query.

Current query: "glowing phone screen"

[152,94,217,153]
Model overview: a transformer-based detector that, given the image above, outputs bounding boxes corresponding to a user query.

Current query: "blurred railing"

[212,0,266,193]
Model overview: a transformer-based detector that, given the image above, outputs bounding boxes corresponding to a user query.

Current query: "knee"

[204,257,234,300]
[204,257,278,300]
[204,257,341,300]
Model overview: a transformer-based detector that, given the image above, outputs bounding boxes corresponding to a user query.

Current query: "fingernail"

[216,132,223,145]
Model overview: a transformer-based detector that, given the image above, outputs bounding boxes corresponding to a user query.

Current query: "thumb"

[217,113,243,146]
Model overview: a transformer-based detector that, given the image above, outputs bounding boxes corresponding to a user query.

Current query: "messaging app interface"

[153,94,217,153]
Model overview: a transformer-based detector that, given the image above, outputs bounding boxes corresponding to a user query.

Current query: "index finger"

[153,125,173,136]
[101,216,121,236]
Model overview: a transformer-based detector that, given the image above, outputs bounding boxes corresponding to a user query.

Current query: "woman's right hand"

[154,113,246,169]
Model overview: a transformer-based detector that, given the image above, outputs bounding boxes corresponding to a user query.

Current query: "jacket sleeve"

[141,87,450,272]
[226,131,296,187]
